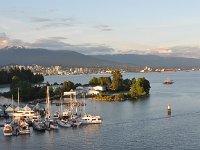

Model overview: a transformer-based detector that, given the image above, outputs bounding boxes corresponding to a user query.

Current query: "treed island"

[0,68,150,102]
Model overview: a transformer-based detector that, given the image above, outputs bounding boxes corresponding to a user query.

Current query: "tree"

[62,81,75,92]
[74,83,82,88]
[89,77,100,86]
[130,78,138,98]
[141,77,151,94]
[54,87,62,96]
[111,70,123,91]
[130,77,151,99]
[123,78,132,91]
[99,77,111,89]
[136,77,151,95]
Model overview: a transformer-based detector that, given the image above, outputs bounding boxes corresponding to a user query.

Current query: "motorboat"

[18,119,30,134]
[53,112,60,120]
[57,119,71,128]
[49,121,59,130]
[32,121,46,131]
[45,120,59,130]
[3,123,12,136]
[81,114,102,124]
[163,79,174,84]
[68,118,81,127]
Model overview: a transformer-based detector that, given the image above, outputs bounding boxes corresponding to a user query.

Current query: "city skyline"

[1,0,200,58]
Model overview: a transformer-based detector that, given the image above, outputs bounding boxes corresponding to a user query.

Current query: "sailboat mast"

[17,88,19,107]
[83,93,86,115]
[60,93,63,118]
[12,95,14,113]
[46,86,50,119]
[75,92,77,114]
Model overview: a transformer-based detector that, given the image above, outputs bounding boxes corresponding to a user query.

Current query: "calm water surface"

[1,72,200,150]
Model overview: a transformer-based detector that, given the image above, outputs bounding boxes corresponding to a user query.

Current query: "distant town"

[0,65,200,76]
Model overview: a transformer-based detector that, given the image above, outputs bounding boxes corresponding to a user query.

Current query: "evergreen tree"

[111,70,123,91]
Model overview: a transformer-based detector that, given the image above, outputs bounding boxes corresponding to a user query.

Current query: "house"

[75,85,105,96]
[87,90,100,95]
[93,86,105,91]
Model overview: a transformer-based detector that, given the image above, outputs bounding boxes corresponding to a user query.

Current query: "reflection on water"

[81,124,102,134]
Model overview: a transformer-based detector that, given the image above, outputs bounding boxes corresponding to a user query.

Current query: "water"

[1,71,200,150]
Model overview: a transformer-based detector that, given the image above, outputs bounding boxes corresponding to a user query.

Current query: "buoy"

[167,103,171,115]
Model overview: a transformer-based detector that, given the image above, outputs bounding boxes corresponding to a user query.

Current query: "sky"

[1,0,200,57]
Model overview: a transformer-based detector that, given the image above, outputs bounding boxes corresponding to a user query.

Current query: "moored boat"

[57,119,71,128]
[163,79,174,84]
[167,103,171,115]
[19,120,30,134]
[3,123,12,136]
[32,121,46,131]
[81,114,102,124]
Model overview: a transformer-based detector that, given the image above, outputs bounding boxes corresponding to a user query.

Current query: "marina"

[1,72,200,149]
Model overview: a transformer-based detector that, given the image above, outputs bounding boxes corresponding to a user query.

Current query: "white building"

[93,86,105,91]
[75,85,105,96]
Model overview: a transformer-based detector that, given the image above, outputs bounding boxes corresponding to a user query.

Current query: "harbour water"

[1,71,200,149]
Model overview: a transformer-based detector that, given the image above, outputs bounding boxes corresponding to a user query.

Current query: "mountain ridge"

[1,47,200,67]
[0,47,117,67]
[92,54,200,67]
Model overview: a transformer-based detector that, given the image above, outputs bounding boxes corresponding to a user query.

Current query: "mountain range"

[0,46,116,67]
[1,46,200,68]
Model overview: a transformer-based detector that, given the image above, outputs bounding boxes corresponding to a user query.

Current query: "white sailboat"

[44,86,58,130]
[80,93,102,124]
[12,88,36,120]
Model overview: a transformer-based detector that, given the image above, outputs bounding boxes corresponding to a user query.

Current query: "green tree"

[10,80,32,101]
[89,77,100,86]
[130,77,150,98]
[111,70,123,91]
[62,81,75,92]
[136,77,151,95]
[130,78,138,98]
[54,87,62,96]
[123,78,132,91]
[99,77,111,89]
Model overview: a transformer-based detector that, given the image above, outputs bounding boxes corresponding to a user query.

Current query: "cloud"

[95,25,113,31]
[0,32,9,47]
[147,48,172,54]
[27,16,78,30]
[170,46,200,58]
[2,32,200,58]
[0,33,114,54]
[0,32,27,48]
[29,17,51,22]
[26,38,68,49]
[49,37,67,40]
[60,17,75,22]
[25,37,115,55]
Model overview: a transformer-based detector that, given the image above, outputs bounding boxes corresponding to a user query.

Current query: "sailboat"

[44,86,58,130]
[12,88,35,120]
[56,94,72,128]
[80,93,102,124]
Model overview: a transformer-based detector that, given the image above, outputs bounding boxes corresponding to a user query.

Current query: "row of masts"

[11,88,20,114]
